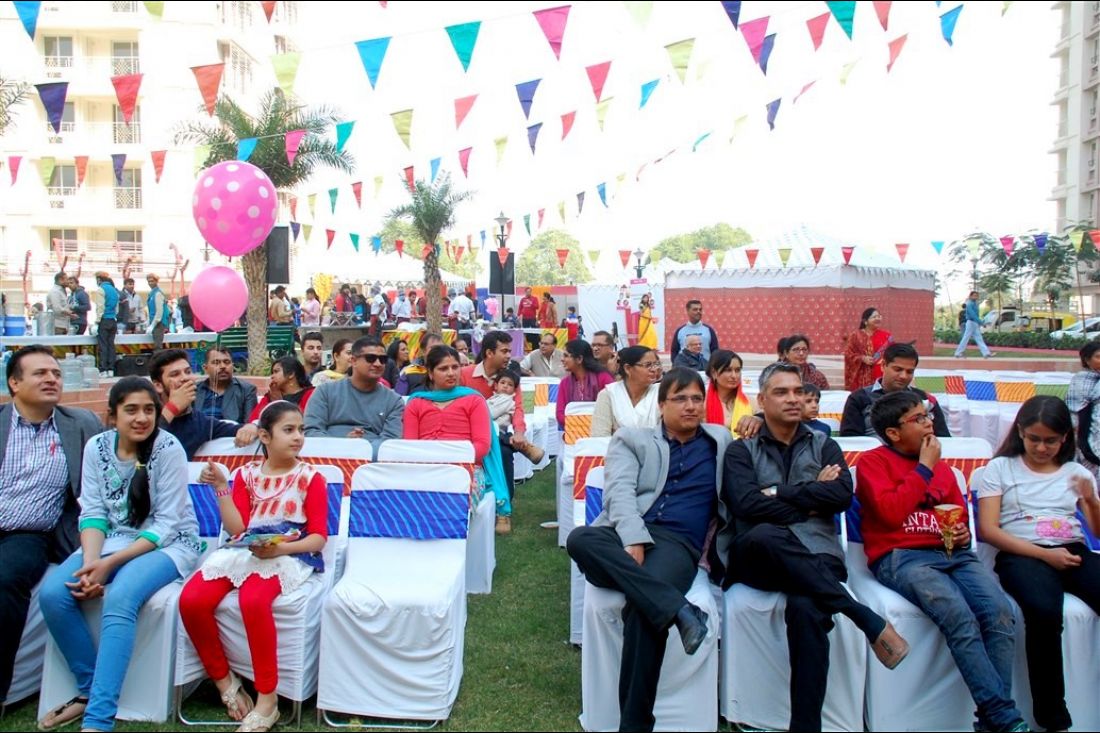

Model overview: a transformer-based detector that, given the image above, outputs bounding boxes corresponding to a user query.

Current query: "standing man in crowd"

[450,288,476,330]
[194,346,257,423]
[269,286,293,325]
[0,346,103,704]
[369,286,388,335]
[92,272,119,377]
[392,291,412,324]
[47,272,70,335]
[954,290,995,359]
[841,343,951,439]
[672,334,708,371]
[66,275,90,335]
[669,300,720,362]
[301,332,325,378]
[121,277,142,333]
[520,333,566,378]
[518,287,539,329]
[146,273,170,350]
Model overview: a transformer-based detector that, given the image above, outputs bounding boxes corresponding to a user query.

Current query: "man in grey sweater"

[304,335,404,457]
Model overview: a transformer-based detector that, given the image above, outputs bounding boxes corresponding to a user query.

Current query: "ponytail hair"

[107,377,162,527]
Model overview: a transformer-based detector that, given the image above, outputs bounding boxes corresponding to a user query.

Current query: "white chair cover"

[570,465,606,645]
[556,402,596,547]
[528,412,552,470]
[938,436,994,459]
[5,574,50,706]
[579,568,718,732]
[318,463,470,722]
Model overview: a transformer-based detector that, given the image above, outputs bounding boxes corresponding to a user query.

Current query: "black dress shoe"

[674,603,709,655]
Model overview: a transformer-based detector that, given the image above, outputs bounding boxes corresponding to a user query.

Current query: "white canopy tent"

[297,250,468,290]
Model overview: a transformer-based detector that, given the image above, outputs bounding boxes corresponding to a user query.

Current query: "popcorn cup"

[934,504,964,557]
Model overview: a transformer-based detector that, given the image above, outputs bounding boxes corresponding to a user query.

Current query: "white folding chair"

[318,463,470,725]
[4,575,51,708]
[174,464,345,726]
[376,439,493,595]
[570,465,605,645]
[557,402,596,547]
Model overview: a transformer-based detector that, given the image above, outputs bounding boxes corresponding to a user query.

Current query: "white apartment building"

[0,0,299,314]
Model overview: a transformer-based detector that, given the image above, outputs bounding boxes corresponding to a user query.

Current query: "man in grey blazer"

[0,345,103,703]
[567,367,732,733]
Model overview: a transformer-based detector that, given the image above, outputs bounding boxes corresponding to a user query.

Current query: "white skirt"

[199,548,315,592]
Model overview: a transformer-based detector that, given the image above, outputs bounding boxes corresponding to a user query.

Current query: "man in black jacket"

[840,342,951,439]
[722,362,908,731]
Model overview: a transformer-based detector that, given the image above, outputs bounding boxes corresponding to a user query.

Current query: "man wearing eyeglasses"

[591,330,617,371]
[304,335,404,456]
[840,342,950,439]
[520,334,565,378]
[672,334,707,371]
[567,368,732,732]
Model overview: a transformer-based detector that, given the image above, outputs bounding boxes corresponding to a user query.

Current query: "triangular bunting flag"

[445,21,481,72]
[371,236,381,253]
[455,245,465,261]
[595,98,613,132]
[577,191,585,215]
[326,229,336,250]
[745,248,759,268]
[874,0,892,30]
[765,98,781,130]
[794,81,817,104]
[931,240,945,255]
[618,250,631,268]
[8,156,21,185]
[523,214,531,236]
[191,64,224,116]
[841,246,855,265]
[350,233,360,252]
[35,82,68,133]
[597,182,608,207]
[516,79,541,119]
[810,247,824,265]
[307,193,316,217]
[390,109,413,149]
[1090,230,1100,247]
[586,61,612,102]
[151,150,166,183]
[533,5,571,59]
[285,129,306,166]
[328,187,338,213]
[887,35,907,72]
[538,208,545,228]
[778,247,792,266]
[110,74,142,124]
[272,52,301,97]
[721,1,741,29]
[1002,1,1013,15]
[697,249,711,268]
[561,111,576,140]
[289,196,298,220]
[455,94,477,129]
[290,222,300,241]
[840,59,859,85]
[395,239,404,257]
[825,1,856,39]
[999,236,1015,256]
[352,181,362,208]
[458,147,472,177]
[588,249,600,265]
[111,153,126,185]
[729,114,748,143]
[1071,231,1085,252]
[495,136,508,166]
[74,155,88,186]
[558,201,566,222]
[430,157,441,183]
[640,79,659,109]
[355,37,391,89]
[1033,233,1047,252]
[237,137,258,161]
[664,39,695,84]
[624,1,653,27]
[966,238,980,257]
[556,248,570,268]
[807,12,829,51]
[374,175,384,198]
[497,247,510,267]
[506,219,513,237]
[740,17,770,64]
[759,33,776,74]
[261,0,276,21]
[335,121,355,152]
[38,156,55,187]
[896,242,910,262]
[143,1,163,17]
[302,224,313,243]
[403,166,415,192]
[941,5,962,46]
[14,1,40,40]
[527,123,542,154]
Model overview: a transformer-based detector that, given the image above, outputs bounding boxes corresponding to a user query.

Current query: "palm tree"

[1022,235,1077,329]
[387,174,472,333]
[0,75,29,136]
[175,90,354,372]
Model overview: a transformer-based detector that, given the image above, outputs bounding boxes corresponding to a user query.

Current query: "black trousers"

[568,524,699,733]
[0,531,51,702]
[152,321,166,350]
[731,524,886,732]
[995,543,1100,731]
[498,432,515,500]
[97,318,117,372]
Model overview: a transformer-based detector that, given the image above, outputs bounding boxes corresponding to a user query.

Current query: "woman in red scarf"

[844,307,891,391]
[705,350,760,438]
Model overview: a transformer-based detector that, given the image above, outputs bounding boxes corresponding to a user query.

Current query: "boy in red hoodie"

[856,391,1027,733]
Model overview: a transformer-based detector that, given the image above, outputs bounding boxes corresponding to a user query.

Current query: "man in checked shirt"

[0,345,103,704]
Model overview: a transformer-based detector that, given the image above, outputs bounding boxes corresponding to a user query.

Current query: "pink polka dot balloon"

[191,161,278,257]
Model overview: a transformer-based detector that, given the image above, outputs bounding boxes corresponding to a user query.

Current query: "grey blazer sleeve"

[604,432,653,548]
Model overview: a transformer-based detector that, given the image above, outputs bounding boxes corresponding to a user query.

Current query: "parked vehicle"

[1051,316,1100,341]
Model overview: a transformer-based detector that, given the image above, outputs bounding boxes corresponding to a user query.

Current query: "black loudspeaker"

[265,226,290,284]
[115,354,150,377]
[489,250,515,296]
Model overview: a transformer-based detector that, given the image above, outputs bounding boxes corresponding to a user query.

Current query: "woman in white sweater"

[591,345,662,437]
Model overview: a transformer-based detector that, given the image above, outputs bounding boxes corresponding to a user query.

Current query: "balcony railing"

[111,0,138,11]
[113,121,141,144]
[114,187,142,209]
[111,56,140,75]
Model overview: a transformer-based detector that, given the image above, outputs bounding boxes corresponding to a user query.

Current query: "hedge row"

[933,329,1089,351]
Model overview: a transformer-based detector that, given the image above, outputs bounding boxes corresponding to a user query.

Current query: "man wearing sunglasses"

[305,335,404,456]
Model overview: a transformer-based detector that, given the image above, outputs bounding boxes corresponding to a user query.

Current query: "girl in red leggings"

[179,401,327,733]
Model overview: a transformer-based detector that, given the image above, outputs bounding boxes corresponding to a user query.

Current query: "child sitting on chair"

[802,383,832,436]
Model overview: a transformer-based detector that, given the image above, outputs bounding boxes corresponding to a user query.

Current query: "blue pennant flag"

[597,182,607,207]
[515,79,541,120]
[527,122,542,154]
[371,236,382,253]
[430,157,441,183]
[766,98,782,130]
[941,5,963,46]
[640,79,659,109]
[1034,233,1048,252]
[14,1,40,39]
[721,1,741,29]
[237,137,258,161]
[290,221,301,241]
[759,33,776,74]
[931,240,945,255]
[355,37,391,89]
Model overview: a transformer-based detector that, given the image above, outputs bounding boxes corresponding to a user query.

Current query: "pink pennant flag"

[586,61,612,102]
[841,246,855,265]
[538,208,545,228]
[74,155,89,186]
[895,243,910,262]
[422,243,434,260]
[455,94,477,129]
[873,0,892,30]
[458,146,472,177]
[1091,230,1100,247]
[150,150,166,183]
[561,111,576,140]
[740,17,770,64]
[110,73,142,124]
[506,219,513,237]
[745,248,759,268]
[533,5,571,60]
[618,249,631,268]
[810,246,824,265]
[289,195,298,219]
[794,80,817,104]
[555,248,570,268]
[887,34,907,72]
[8,155,21,185]
[806,12,829,51]
[697,248,711,268]
[404,165,415,192]
[999,236,1015,256]
[285,129,306,165]
[352,181,363,208]
[326,229,336,250]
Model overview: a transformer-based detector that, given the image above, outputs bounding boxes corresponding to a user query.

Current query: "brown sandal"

[38,695,88,731]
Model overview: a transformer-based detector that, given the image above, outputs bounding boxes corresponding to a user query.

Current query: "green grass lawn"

[1,468,584,731]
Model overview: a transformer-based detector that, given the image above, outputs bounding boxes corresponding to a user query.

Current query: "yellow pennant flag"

[193,144,210,175]
[649,250,662,267]
[302,224,313,242]
[839,59,860,86]
[1071,230,1085,252]
[664,39,695,84]
[588,249,600,265]
[272,52,302,98]
[38,156,56,187]
[966,238,981,258]
[495,136,508,166]
[596,97,613,132]
[558,201,566,222]
[373,175,384,199]
[623,1,653,27]
[391,109,413,150]
[143,1,164,18]
[729,114,748,143]
[1002,1,1014,15]
[307,193,317,217]
[778,247,792,266]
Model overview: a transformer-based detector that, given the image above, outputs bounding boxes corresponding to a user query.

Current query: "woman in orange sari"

[844,307,891,391]
[705,350,760,438]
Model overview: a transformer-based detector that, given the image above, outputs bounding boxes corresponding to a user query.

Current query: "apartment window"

[111,41,140,75]
[49,229,79,257]
[112,105,141,143]
[220,1,253,29]
[43,36,73,78]
[115,229,144,269]
[274,35,296,55]
[111,0,139,11]
[278,1,298,23]
[114,169,142,209]
[219,42,254,93]
[46,102,76,140]
[47,166,77,206]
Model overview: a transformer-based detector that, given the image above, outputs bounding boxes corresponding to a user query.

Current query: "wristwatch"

[762,486,778,497]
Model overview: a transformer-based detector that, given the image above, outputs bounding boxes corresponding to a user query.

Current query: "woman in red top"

[538,292,558,329]
[249,356,314,423]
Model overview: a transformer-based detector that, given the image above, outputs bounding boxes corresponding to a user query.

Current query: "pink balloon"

[189,266,249,332]
[192,161,278,257]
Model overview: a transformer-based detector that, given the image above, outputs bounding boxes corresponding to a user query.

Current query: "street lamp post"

[970,257,979,292]
[633,247,646,279]
[494,212,509,313]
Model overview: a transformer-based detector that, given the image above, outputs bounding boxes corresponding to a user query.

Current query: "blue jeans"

[874,548,1022,730]
[40,550,180,732]
[954,320,991,357]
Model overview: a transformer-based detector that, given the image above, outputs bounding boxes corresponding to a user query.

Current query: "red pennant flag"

[261,0,276,21]
[618,249,631,268]
[422,243,434,260]
[895,243,909,262]
[497,247,510,267]
[326,229,336,249]
[74,155,88,186]
[150,149,166,183]
[561,111,576,140]
[873,0,892,30]
[586,61,612,102]
[538,208,545,228]
[110,73,142,124]
[841,246,855,265]
[8,155,20,184]
[745,248,759,268]
[697,248,711,268]
[555,248,570,268]
[395,239,405,258]
[455,94,477,129]
[533,5,571,59]
[351,181,363,208]
[289,195,298,220]
[190,63,224,117]
[807,12,829,51]
[285,129,305,165]
[887,34,907,72]
[455,245,465,261]
[794,80,817,104]
[458,146,472,177]
[1089,230,1100,247]
[403,166,415,192]
[810,246,824,265]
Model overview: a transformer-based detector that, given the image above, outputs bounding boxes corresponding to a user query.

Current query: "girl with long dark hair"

[556,339,614,429]
[383,339,410,388]
[976,395,1100,732]
[249,356,314,422]
[38,377,199,731]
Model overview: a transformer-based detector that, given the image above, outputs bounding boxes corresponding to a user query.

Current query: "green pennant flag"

[445,21,481,72]
[778,247,792,266]
[335,121,355,152]
[624,1,653,27]
[495,136,508,166]
[825,1,856,39]
[374,175,384,198]
[38,156,56,187]
[1071,230,1085,252]
[558,201,566,222]
[588,249,600,265]
[302,224,313,243]
[193,144,210,174]
[391,109,413,149]
[143,1,164,18]
[328,187,338,213]
[523,214,531,236]
[664,38,695,84]
[350,233,360,252]
[271,52,301,98]
[307,193,317,217]
[596,98,613,132]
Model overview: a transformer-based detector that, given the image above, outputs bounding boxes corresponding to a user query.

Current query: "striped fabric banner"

[349,490,469,540]
[994,382,1036,403]
[944,376,966,395]
[585,486,604,525]
[1035,383,1069,399]
[573,455,605,500]
[534,383,550,407]
[326,482,342,536]
[912,375,946,393]
[204,455,367,494]
[844,452,989,485]
[563,414,592,445]
[188,483,222,538]
[964,380,997,401]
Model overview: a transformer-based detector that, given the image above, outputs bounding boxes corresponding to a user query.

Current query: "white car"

[1051,317,1100,341]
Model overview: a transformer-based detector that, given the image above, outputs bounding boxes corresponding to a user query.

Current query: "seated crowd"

[2,323,1098,733]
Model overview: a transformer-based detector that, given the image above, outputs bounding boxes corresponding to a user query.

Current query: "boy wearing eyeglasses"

[856,390,1027,733]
